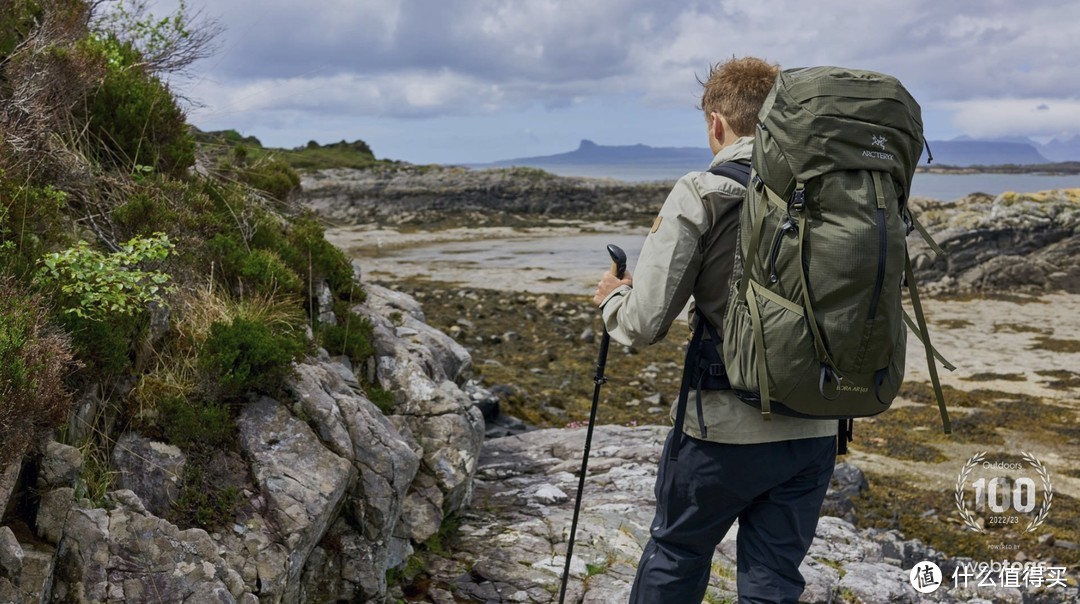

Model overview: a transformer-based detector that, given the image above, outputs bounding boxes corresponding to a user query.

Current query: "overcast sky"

[147,0,1080,165]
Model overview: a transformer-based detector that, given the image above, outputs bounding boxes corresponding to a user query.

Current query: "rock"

[49,491,253,602]
[109,433,185,517]
[38,441,83,489]
[8,540,56,604]
[0,526,22,577]
[35,487,75,545]
[579,328,595,343]
[910,190,1080,294]
[317,281,337,325]
[299,165,671,227]
[287,360,421,601]
[0,461,20,519]
[820,462,869,523]
[361,285,485,548]
[238,397,355,602]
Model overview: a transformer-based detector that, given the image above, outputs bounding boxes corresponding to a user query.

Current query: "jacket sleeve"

[600,175,708,347]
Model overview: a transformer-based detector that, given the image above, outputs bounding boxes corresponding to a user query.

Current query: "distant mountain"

[923,140,1049,167]
[1039,135,1080,162]
[469,140,713,180]
[470,137,1071,182]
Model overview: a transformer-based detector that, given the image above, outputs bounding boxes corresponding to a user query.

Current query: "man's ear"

[710,112,725,143]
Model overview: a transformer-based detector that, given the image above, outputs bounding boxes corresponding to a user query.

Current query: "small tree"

[90,0,221,77]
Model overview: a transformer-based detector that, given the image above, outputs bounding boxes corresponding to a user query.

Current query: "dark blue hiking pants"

[628,432,836,603]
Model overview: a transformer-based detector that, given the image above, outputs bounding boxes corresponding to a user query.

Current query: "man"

[592,57,837,603]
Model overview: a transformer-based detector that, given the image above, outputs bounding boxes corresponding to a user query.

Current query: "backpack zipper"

[767,220,797,283]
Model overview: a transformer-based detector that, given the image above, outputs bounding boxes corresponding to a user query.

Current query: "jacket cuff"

[598,284,631,309]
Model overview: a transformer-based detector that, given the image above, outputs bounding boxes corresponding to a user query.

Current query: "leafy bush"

[36,232,174,320]
[201,317,307,399]
[80,35,194,177]
[0,180,70,278]
[0,279,76,467]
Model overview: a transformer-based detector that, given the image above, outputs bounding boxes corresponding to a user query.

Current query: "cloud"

[940,98,1080,139]
[157,0,1080,145]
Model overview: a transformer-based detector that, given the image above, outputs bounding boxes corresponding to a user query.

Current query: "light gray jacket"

[600,136,837,444]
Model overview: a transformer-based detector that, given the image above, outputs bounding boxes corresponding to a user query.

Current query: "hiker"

[592,57,837,603]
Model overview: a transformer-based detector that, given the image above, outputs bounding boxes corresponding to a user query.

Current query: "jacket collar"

[708,136,754,169]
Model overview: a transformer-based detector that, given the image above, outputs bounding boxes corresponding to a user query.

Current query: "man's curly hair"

[699,57,780,137]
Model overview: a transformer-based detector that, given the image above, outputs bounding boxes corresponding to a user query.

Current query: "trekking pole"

[558,244,627,604]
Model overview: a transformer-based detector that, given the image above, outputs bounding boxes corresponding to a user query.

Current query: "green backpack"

[719,66,953,445]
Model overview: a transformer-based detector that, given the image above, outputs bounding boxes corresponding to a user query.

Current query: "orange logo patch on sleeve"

[651,216,663,233]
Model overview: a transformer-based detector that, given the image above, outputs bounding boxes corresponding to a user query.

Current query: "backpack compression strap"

[707,160,752,188]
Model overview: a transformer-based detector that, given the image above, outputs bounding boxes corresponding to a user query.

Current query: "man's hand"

[592,270,633,307]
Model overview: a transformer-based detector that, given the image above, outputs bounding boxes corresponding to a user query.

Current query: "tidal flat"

[335,217,1080,573]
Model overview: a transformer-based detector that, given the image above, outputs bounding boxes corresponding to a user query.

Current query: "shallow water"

[331,225,646,295]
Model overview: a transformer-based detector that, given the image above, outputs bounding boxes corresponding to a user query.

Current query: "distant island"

[470,138,1080,177]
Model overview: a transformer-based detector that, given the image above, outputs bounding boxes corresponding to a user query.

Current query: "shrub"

[36,232,175,320]
[236,159,300,202]
[157,395,232,450]
[59,311,144,379]
[80,35,194,177]
[169,459,239,530]
[209,233,303,294]
[280,214,356,294]
[201,317,307,399]
[0,180,71,278]
[0,279,76,467]
[318,316,375,365]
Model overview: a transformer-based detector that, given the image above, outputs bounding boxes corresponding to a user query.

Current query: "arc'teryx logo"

[863,133,894,160]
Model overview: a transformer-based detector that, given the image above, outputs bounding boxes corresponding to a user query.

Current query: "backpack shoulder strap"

[669,313,707,462]
[707,160,752,188]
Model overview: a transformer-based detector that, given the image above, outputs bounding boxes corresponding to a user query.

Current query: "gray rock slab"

[238,397,355,602]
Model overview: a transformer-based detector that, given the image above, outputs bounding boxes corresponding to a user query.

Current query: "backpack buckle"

[791,186,806,211]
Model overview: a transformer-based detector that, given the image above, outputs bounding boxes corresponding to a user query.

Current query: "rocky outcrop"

[0,284,487,603]
[300,164,670,226]
[417,425,1078,604]
[910,189,1080,293]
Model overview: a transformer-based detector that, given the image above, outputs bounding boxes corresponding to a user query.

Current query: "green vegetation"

[0,0,388,533]
[0,280,75,467]
[201,317,308,399]
[196,130,394,172]
[36,232,174,320]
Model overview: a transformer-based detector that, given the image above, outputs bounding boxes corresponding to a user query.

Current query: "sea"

[521,164,1080,201]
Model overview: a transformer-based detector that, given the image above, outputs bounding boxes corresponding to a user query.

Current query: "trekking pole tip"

[607,244,627,279]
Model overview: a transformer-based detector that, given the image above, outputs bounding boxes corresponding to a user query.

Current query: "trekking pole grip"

[607,244,627,279]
